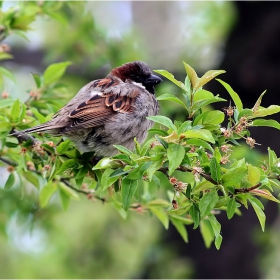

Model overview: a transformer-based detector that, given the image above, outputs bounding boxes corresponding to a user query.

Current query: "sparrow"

[15,61,162,156]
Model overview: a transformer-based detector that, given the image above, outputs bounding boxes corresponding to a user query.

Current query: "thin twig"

[0,157,17,166]
[234,183,262,194]
[10,128,39,144]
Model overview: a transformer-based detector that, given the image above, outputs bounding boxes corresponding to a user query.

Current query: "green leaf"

[214,234,223,250]
[147,115,177,131]
[113,144,133,155]
[217,79,243,113]
[0,67,16,82]
[248,196,266,231]
[101,168,120,191]
[252,119,280,130]
[59,183,80,200]
[31,73,41,88]
[146,158,163,181]
[56,140,71,154]
[247,164,260,186]
[149,206,169,229]
[193,89,214,102]
[0,98,15,108]
[30,107,47,123]
[56,159,76,175]
[43,61,71,85]
[121,178,138,210]
[185,139,213,152]
[59,187,70,210]
[210,157,221,182]
[250,189,280,203]
[183,129,215,143]
[268,147,277,168]
[92,157,122,170]
[226,198,237,219]
[153,69,186,91]
[10,99,20,120]
[253,105,280,118]
[221,166,247,187]
[170,217,188,242]
[196,70,226,89]
[157,93,187,108]
[183,62,199,89]
[39,182,57,208]
[193,96,227,111]
[252,90,266,112]
[22,171,40,188]
[199,191,219,218]
[200,219,214,248]
[194,110,225,126]
[189,204,200,229]
[0,53,13,61]
[0,121,12,132]
[4,173,15,190]
[208,213,221,237]
[167,143,185,175]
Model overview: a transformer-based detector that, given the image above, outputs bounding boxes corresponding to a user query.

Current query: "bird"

[15,61,162,156]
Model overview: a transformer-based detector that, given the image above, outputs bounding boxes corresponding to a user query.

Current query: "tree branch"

[10,128,39,144]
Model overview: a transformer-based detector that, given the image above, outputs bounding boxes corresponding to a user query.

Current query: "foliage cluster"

[1,1,280,250]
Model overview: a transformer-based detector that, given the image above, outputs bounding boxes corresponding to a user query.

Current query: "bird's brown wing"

[66,78,140,130]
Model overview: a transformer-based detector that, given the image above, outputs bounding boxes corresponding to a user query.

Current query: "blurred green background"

[1,1,280,278]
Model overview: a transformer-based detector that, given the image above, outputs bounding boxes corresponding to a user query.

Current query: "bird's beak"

[143,74,162,86]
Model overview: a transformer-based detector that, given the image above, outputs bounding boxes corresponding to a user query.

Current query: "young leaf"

[210,157,221,183]
[248,196,266,231]
[39,182,58,208]
[217,79,243,113]
[195,69,226,89]
[226,198,237,219]
[194,110,225,126]
[214,234,223,250]
[252,119,280,130]
[59,183,80,200]
[4,173,15,190]
[149,206,169,229]
[59,187,71,210]
[147,115,177,131]
[208,213,221,237]
[113,145,133,155]
[200,219,214,248]
[189,203,200,229]
[56,140,71,154]
[193,89,214,102]
[157,93,187,108]
[183,62,199,89]
[101,168,120,190]
[183,129,215,143]
[221,166,247,187]
[185,139,214,152]
[170,217,188,242]
[121,178,138,210]
[22,171,40,189]
[250,189,280,203]
[252,90,266,112]
[0,67,16,83]
[167,143,185,175]
[253,105,280,118]
[247,164,260,186]
[56,159,77,175]
[43,61,71,85]
[153,70,186,91]
[199,191,219,218]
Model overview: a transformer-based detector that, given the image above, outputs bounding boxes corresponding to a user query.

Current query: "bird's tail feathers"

[10,123,62,136]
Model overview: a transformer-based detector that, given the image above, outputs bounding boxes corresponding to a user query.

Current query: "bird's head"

[110,61,162,94]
